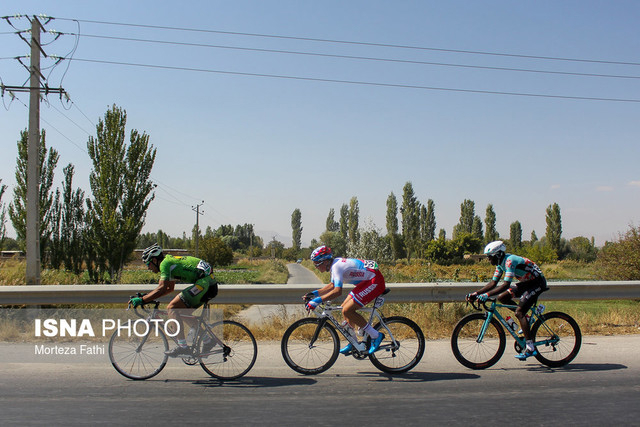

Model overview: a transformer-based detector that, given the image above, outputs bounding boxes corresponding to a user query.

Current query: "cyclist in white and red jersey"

[467,241,548,360]
[306,245,386,355]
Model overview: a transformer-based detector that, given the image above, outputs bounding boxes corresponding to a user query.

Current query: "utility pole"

[192,201,204,257]
[2,15,66,285]
[26,16,42,285]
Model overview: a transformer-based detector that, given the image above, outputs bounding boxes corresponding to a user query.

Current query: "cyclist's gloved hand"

[477,293,489,302]
[466,292,477,302]
[306,297,322,311]
[129,297,144,308]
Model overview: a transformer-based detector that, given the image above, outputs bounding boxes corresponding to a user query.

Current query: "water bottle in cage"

[536,304,545,315]
[505,316,517,332]
[187,328,196,345]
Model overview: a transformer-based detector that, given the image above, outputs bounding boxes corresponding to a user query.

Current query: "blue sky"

[1,1,638,247]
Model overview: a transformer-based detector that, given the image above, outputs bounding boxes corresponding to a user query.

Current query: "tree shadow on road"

[192,376,317,388]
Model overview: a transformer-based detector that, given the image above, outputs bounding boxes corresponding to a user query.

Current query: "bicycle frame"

[473,299,559,349]
[134,301,226,356]
[309,295,397,353]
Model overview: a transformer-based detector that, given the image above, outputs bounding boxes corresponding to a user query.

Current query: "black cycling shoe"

[165,346,192,357]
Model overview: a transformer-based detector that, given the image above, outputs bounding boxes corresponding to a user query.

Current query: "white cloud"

[628,181,640,188]
[550,184,561,190]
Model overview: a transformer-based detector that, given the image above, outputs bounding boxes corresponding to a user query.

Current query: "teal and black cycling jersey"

[159,255,211,282]
[492,254,544,283]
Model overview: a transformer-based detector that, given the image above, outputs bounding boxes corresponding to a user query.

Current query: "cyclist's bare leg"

[167,295,195,341]
[341,295,367,330]
[497,290,518,312]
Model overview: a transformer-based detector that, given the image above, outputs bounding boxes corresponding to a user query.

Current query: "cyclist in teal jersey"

[467,241,548,360]
[130,244,218,357]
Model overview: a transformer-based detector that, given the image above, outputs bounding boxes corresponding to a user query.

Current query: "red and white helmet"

[310,245,333,263]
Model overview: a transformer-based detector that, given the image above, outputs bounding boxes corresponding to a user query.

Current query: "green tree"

[325,208,339,232]
[484,204,499,243]
[453,199,475,238]
[595,225,640,280]
[472,216,483,240]
[199,235,233,267]
[401,182,420,260]
[545,203,562,254]
[291,208,302,251]
[339,204,349,240]
[530,230,538,244]
[566,236,597,262]
[509,221,523,249]
[50,164,86,273]
[318,230,347,258]
[0,179,6,249]
[386,192,401,260]
[348,196,360,248]
[85,105,157,282]
[8,130,59,261]
[348,219,391,262]
[424,199,436,242]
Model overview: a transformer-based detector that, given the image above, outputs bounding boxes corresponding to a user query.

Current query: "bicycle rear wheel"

[109,328,168,380]
[451,312,506,369]
[532,311,581,368]
[281,318,340,375]
[199,320,257,380]
[369,316,425,374]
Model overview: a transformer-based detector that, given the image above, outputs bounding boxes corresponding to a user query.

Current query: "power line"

[53,16,640,67]
[69,57,640,103]
[71,33,640,81]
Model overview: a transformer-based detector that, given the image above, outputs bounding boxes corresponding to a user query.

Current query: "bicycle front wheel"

[532,311,581,368]
[451,313,506,370]
[369,316,425,374]
[281,318,340,375]
[109,328,168,380]
[199,320,257,380]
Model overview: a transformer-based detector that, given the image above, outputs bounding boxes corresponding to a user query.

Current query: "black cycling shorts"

[508,276,548,311]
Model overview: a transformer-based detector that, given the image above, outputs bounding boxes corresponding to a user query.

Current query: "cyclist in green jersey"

[130,244,218,357]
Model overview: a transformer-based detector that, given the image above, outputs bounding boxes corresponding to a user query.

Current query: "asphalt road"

[1,334,639,426]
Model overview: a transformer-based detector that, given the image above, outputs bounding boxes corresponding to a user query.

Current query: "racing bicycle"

[451,297,581,369]
[281,289,425,375]
[108,294,257,380]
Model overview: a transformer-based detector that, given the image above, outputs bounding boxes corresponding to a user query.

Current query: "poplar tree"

[291,208,302,251]
[424,199,436,242]
[510,220,523,249]
[8,130,59,261]
[401,182,419,260]
[85,105,156,282]
[339,204,349,240]
[0,179,6,249]
[484,204,499,243]
[348,196,360,247]
[326,208,339,232]
[50,164,86,273]
[545,203,562,253]
[386,192,401,259]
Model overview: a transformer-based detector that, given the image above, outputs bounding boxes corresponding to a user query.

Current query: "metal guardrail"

[0,281,639,305]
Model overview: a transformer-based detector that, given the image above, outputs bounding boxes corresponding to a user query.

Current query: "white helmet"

[484,240,506,256]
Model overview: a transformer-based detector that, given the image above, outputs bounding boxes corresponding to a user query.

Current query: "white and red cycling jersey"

[330,257,386,306]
